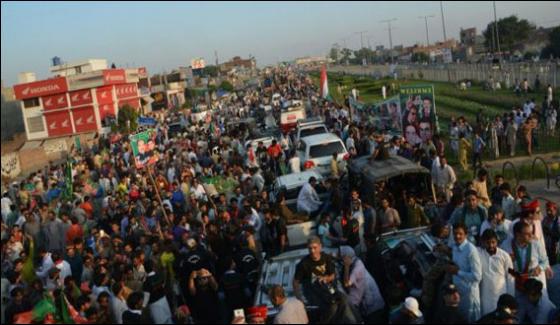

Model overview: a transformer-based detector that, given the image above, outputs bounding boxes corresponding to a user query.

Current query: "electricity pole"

[355,30,368,66]
[381,19,397,64]
[418,15,435,46]
[493,1,501,60]
[440,1,447,41]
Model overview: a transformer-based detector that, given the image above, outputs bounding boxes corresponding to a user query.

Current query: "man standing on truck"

[293,236,357,324]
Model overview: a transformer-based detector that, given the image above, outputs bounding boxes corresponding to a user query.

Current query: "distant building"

[294,56,330,66]
[13,59,142,140]
[219,56,256,73]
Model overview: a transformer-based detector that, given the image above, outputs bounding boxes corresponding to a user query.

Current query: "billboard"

[102,69,126,85]
[14,77,68,100]
[367,96,403,134]
[115,83,138,99]
[400,84,439,146]
[44,110,73,137]
[191,58,206,70]
[96,86,114,105]
[72,106,97,133]
[130,129,159,169]
[69,89,93,107]
[42,93,69,111]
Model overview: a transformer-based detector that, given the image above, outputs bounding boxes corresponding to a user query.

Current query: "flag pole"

[147,165,170,236]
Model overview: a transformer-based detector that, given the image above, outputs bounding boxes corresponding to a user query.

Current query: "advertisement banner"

[191,58,206,70]
[115,83,138,99]
[367,96,403,134]
[102,69,126,85]
[130,129,159,169]
[96,86,114,105]
[138,116,157,126]
[42,94,69,111]
[44,110,73,137]
[14,77,68,100]
[69,89,93,107]
[72,106,97,133]
[399,84,439,146]
[99,103,116,121]
[138,67,148,78]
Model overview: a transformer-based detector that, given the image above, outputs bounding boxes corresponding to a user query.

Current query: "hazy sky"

[2,1,559,86]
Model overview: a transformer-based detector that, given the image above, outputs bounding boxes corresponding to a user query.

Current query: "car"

[167,122,184,139]
[254,227,437,323]
[269,170,328,212]
[253,247,341,323]
[347,154,436,207]
[280,101,306,133]
[296,133,348,176]
[295,121,328,143]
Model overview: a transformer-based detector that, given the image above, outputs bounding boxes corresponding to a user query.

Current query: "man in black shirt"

[293,236,357,323]
[4,287,31,324]
[122,291,152,324]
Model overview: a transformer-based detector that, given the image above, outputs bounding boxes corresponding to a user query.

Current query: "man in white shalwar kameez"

[297,177,323,216]
[478,229,515,315]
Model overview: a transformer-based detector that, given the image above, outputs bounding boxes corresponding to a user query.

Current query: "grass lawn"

[310,72,560,163]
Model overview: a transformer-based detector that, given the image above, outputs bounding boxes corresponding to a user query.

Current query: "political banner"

[130,129,159,169]
[367,96,403,134]
[138,116,157,126]
[399,84,439,146]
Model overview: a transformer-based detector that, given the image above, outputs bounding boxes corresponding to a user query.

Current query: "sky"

[2,1,560,86]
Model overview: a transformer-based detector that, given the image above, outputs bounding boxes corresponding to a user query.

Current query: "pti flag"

[320,65,329,99]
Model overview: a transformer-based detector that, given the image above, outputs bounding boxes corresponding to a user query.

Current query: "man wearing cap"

[296,177,323,218]
[389,297,424,324]
[543,201,559,265]
[478,229,515,316]
[433,284,467,324]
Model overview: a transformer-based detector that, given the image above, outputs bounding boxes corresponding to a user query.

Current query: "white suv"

[296,133,348,176]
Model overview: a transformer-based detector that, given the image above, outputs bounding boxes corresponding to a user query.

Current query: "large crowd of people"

[1,66,559,324]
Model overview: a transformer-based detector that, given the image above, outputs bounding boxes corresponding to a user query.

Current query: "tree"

[219,80,234,92]
[329,46,340,63]
[202,65,219,77]
[341,48,352,64]
[541,26,560,59]
[411,52,430,63]
[116,104,138,134]
[483,15,535,53]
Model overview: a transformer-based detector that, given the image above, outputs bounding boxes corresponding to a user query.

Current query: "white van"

[280,103,306,133]
[296,133,348,176]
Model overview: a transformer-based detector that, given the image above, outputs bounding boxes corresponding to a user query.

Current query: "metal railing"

[531,156,551,190]
[502,161,519,188]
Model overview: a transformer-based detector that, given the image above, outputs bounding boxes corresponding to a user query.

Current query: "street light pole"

[355,30,368,66]
[418,15,435,47]
[440,1,447,41]
[493,1,501,59]
[381,19,397,64]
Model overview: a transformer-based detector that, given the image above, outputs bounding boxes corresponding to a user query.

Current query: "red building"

[13,68,142,140]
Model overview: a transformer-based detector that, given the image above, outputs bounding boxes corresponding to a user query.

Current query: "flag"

[27,295,56,323]
[21,237,36,284]
[320,65,329,99]
[62,159,73,201]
